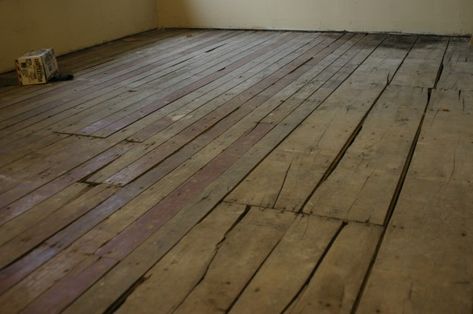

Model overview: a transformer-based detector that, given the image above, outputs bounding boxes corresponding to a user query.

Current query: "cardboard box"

[15,49,58,85]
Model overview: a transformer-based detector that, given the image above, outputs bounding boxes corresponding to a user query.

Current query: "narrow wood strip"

[0,183,89,247]
[0,184,118,268]
[0,142,132,224]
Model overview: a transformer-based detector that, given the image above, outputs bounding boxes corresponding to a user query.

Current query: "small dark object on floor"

[0,72,18,88]
[0,72,74,88]
[50,73,75,82]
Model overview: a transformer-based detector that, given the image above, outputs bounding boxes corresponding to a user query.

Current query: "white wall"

[157,0,473,35]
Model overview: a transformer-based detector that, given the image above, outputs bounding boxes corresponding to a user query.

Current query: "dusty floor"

[0,29,472,313]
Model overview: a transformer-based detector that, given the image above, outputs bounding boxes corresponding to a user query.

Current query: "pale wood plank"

[0,184,117,269]
[437,37,473,90]
[229,215,342,314]
[171,208,295,314]
[288,223,382,314]
[116,202,247,314]
[0,183,89,247]
[390,36,448,88]
[304,86,428,224]
[226,36,415,212]
[357,89,473,314]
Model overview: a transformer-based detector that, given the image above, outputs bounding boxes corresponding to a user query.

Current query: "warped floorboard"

[0,29,472,314]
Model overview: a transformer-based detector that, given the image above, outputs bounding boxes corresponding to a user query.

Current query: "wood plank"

[287,223,382,314]
[0,183,89,247]
[390,36,448,88]
[0,184,117,269]
[0,142,132,223]
[356,89,473,314]
[228,215,342,314]
[437,37,473,90]
[0,132,69,168]
[226,36,415,212]
[116,202,248,314]
[344,35,416,84]
[169,208,295,314]
[304,86,428,224]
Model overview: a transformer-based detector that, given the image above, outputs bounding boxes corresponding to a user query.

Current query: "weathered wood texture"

[0,30,471,314]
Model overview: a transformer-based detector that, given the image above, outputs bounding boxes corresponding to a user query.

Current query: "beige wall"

[0,0,157,73]
[157,0,473,36]
[2,1,472,73]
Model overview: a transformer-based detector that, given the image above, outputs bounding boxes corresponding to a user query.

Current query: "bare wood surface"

[0,30,469,314]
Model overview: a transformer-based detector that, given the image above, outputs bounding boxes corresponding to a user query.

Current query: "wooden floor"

[0,29,472,314]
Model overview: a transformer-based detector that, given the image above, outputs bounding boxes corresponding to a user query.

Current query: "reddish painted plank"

[0,143,131,224]
[0,246,57,295]
[21,257,117,314]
